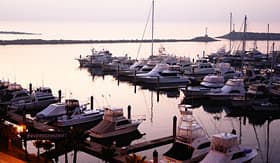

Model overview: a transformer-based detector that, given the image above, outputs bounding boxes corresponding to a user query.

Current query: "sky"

[0,0,279,23]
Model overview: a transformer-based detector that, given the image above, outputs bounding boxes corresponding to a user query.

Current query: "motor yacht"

[205,78,246,101]
[8,87,59,111]
[88,107,144,139]
[162,106,210,162]
[181,74,225,98]
[201,132,258,163]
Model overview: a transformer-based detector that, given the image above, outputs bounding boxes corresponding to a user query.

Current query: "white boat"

[0,83,32,105]
[55,107,104,127]
[8,87,59,111]
[181,74,225,98]
[138,65,190,85]
[162,107,210,163]
[76,48,113,68]
[200,133,258,163]
[135,63,169,83]
[184,58,215,76]
[214,62,241,80]
[102,55,135,72]
[89,107,144,139]
[205,78,246,101]
[36,99,80,121]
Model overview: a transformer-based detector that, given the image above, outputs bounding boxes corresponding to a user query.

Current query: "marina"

[1,4,280,162]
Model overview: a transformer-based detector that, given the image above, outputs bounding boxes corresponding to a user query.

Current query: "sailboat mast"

[151,0,154,56]
[242,15,247,53]
[267,24,270,58]
[229,12,232,52]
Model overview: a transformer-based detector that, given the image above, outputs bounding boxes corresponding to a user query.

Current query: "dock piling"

[153,150,158,163]
[58,90,62,102]
[127,105,131,119]
[29,83,32,94]
[173,116,177,140]
[90,96,94,110]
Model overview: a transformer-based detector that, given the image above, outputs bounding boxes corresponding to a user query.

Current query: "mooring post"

[90,96,94,110]
[134,70,137,83]
[153,150,158,163]
[127,105,131,119]
[157,90,159,102]
[58,90,62,102]
[29,83,32,94]
[173,116,177,141]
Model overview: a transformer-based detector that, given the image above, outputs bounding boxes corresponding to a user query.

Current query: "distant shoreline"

[0,31,41,35]
[0,37,218,45]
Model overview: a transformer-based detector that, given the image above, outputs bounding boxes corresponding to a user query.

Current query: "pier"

[7,111,61,132]
[80,136,174,162]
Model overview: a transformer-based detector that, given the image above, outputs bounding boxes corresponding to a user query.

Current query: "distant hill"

[218,31,280,40]
[190,35,218,42]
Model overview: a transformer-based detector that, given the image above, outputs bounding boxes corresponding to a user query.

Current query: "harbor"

[1,1,280,161]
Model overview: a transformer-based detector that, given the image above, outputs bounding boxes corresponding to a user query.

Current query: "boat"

[135,63,170,83]
[162,106,210,162]
[36,99,80,121]
[246,83,269,99]
[181,74,225,99]
[88,107,144,139]
[76,48,113,68]
[54,101,104,127]
[8,87,59,111]
[205,78,246,101]
[214,62,241,80]
[138,64,190,86]
[200,132,258,163]
[0,83,32,106]
[102,55,135,72]
[55,107,104,127]
[184,58,215,77]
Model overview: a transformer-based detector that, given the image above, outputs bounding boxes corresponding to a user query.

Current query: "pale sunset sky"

[0,0,279,23]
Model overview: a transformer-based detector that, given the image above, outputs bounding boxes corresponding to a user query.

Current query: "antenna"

[229,12,232,52]
[151,0,155,57]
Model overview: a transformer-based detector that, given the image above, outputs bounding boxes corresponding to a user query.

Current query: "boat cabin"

[210,133,238,153]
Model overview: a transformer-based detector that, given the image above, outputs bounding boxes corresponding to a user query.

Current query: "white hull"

[9,98,59,111]
[139,76,189,84]
[90,122,140,139]
[56,113,103,127]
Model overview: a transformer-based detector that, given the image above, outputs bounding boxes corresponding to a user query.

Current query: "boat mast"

[229,12,232,53]
[242,15,247,54]
[266,24,270,59]
[151,0,154,57]
[241,15,247,70]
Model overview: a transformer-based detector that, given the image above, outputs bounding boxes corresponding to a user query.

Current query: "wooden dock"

[81,136,174,162]
[7,111,61,132]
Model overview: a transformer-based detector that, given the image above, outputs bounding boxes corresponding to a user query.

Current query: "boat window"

[15,92,29,98]
[37,96,55,101]
[197,142,211,149]
[229,90,240,94]
[231,152,246,160]
[116,120,130,126]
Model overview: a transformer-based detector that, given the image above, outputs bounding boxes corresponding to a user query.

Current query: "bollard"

[90,96,94,110]
[157,90,159,103]
[173,116,177,141]
[58,90,62,102]
[127,105,131,119]
[29,83,32,94]
[153,150,158,163]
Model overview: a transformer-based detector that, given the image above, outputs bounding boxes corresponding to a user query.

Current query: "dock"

[80,136,174,162]
[7,111,61,132]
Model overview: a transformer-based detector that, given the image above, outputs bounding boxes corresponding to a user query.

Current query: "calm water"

[1,21,280,163]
